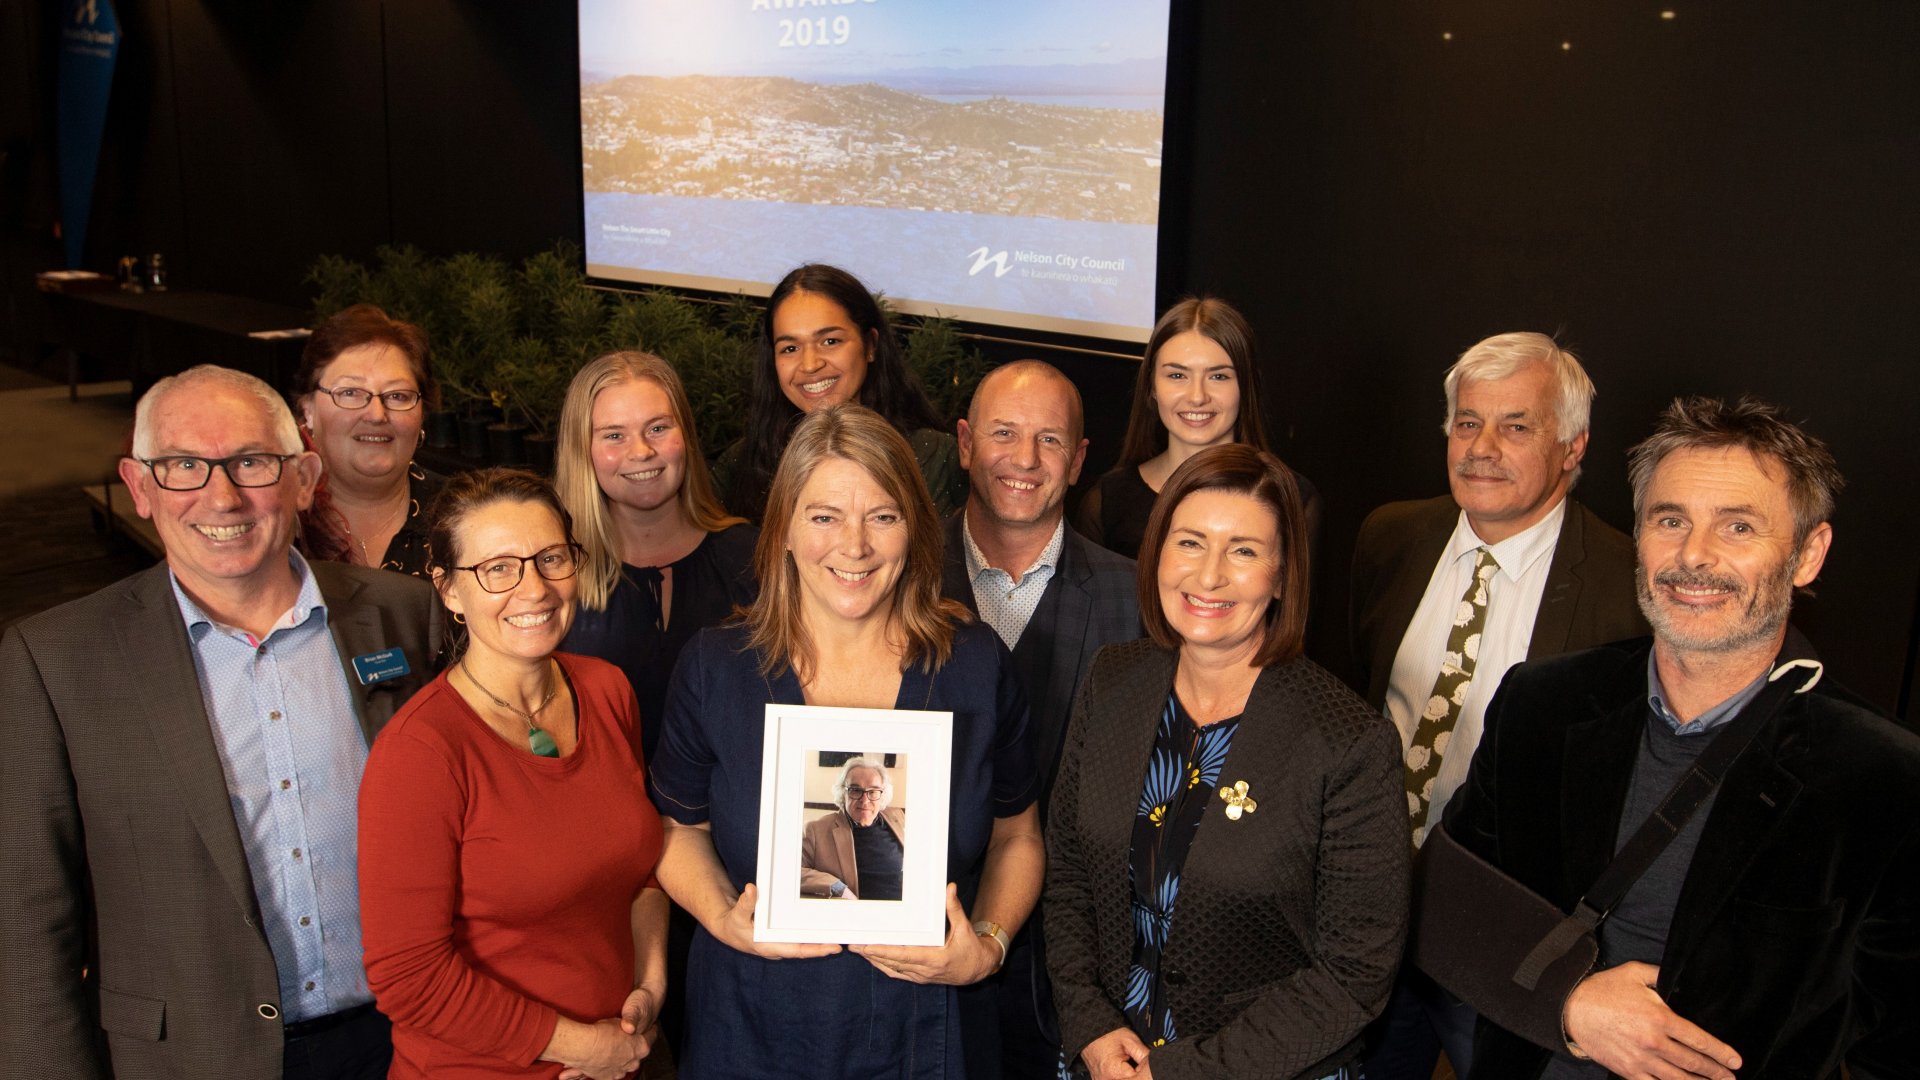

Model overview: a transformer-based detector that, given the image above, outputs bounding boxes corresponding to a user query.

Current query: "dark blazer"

[1348,495,1645,709]
[1046,640,1411,1079]
[1442,635,1920,1079]
[1,560,442,1080]
[941,508,1142,807]
[798,806,908,898]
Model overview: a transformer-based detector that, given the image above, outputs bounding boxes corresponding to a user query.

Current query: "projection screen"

[579,0,1173,342]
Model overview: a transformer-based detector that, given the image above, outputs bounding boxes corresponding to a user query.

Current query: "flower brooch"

[1218,780,1257,821]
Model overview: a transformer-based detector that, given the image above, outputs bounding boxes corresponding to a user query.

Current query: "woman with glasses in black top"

[292,304,444,577]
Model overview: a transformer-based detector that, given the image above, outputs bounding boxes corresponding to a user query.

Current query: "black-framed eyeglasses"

[140,454,297,491]
[454,543,583,593]
[846,786,887,803]
[315,386,423,411]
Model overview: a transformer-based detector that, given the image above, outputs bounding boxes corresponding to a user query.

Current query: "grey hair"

[1441,332,1596,445]
[1627,396,1843,547]
[832,756,891,812]
[132,364,304,459]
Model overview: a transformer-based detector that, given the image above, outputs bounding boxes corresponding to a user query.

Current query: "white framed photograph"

[754,703,953,946]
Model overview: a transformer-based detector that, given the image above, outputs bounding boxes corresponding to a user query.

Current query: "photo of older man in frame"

[800,754,909,901]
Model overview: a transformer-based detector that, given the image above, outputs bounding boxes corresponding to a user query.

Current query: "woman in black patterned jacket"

[1046,444,1409,1080]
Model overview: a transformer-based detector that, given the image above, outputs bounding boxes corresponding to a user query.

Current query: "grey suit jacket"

[1348,495,1645,710]
[1,559,442,1080]
[940,508,1142,809]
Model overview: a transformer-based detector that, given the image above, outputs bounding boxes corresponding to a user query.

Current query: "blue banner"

[56,0,120,270]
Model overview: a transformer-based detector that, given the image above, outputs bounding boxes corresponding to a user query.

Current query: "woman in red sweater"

[359,468,666,1079]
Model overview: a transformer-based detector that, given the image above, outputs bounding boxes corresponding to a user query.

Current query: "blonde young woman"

[650,404,1044,1077]
[554,351,758,765]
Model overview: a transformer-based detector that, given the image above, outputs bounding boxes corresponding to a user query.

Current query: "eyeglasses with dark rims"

[314,386,423,411]
[845,786,887,803]
[453,543,584,594]
[138,454,298,491]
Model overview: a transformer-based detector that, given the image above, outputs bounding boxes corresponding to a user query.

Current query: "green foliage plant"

[305,241,988,448]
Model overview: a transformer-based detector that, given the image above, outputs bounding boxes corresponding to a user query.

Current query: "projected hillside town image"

[578,0,1172,341]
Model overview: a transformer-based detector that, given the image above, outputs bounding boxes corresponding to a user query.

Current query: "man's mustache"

[1651,568,1743,594]
[1454,460,1511,481]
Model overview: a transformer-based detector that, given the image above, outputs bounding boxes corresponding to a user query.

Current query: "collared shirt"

[1646,652,1769,735]
[171,550,373,1022]
[1385,499,1568,846]
[963,512,1066,651]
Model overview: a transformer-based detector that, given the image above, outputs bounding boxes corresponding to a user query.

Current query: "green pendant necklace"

[459,657,563,757]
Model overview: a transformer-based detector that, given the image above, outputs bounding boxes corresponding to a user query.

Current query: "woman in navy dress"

[650,404,1043,1079]
[554,350,758,765]
[553,350,761,1067]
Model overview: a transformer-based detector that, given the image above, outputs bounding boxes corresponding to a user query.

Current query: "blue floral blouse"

[1124,691,1242,1048]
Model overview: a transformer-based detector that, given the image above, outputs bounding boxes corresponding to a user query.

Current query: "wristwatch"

[972,919,1010,972]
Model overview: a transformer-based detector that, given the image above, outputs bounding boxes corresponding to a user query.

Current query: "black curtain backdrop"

[7,0,1914,719]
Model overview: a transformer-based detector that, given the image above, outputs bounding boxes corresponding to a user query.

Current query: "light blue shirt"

[962,513,1065,650]
[1646,651,1769,736]
[170,551,373,1022]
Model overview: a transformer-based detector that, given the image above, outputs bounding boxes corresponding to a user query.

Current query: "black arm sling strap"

[1511,654,1823,988]
[1411,650,1823,1051]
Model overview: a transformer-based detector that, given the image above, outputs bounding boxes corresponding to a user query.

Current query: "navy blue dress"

[649,619,1036,1079]
[563,523,758,765]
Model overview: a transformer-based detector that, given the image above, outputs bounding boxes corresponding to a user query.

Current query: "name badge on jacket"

[352,648,412,686]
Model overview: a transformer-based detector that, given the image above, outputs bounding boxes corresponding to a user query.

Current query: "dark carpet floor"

[0,361,154,632]
[0,485,155,632]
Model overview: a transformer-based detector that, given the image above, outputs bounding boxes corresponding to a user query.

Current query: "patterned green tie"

[1405,546,1499,840]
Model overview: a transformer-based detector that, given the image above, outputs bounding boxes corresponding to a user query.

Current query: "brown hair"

[1117,296,1271,469]
[745,404,969,682]
[1135,443,1309,667]
[1628,396,1844,546]
[424,467,577,583]
[555,350,745,610]
[295,304,434,404]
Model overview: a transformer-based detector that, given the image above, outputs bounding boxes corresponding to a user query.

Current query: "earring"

[451,612,466,625]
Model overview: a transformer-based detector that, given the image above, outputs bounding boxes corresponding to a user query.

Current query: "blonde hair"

[555,351,744,610]
[745,404,969,682]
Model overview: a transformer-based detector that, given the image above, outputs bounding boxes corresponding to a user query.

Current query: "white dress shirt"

[962,513,1065,651]
[1385,499,1568,846]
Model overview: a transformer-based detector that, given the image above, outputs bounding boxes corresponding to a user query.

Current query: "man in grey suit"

[942,360,1142,1076]
[2,365,441,1080]
[1352,333,1644,1079]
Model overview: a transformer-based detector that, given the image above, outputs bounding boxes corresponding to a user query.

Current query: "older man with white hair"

[799,756,907,901]
[1353,333,1646,1079]
[2,365,441,1080]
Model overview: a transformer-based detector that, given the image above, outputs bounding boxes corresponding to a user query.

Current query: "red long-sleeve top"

[359,653,662,1078]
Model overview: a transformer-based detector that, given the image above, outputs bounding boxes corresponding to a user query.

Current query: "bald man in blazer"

[942,361,1142,1076]
[1,366,441,1080]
